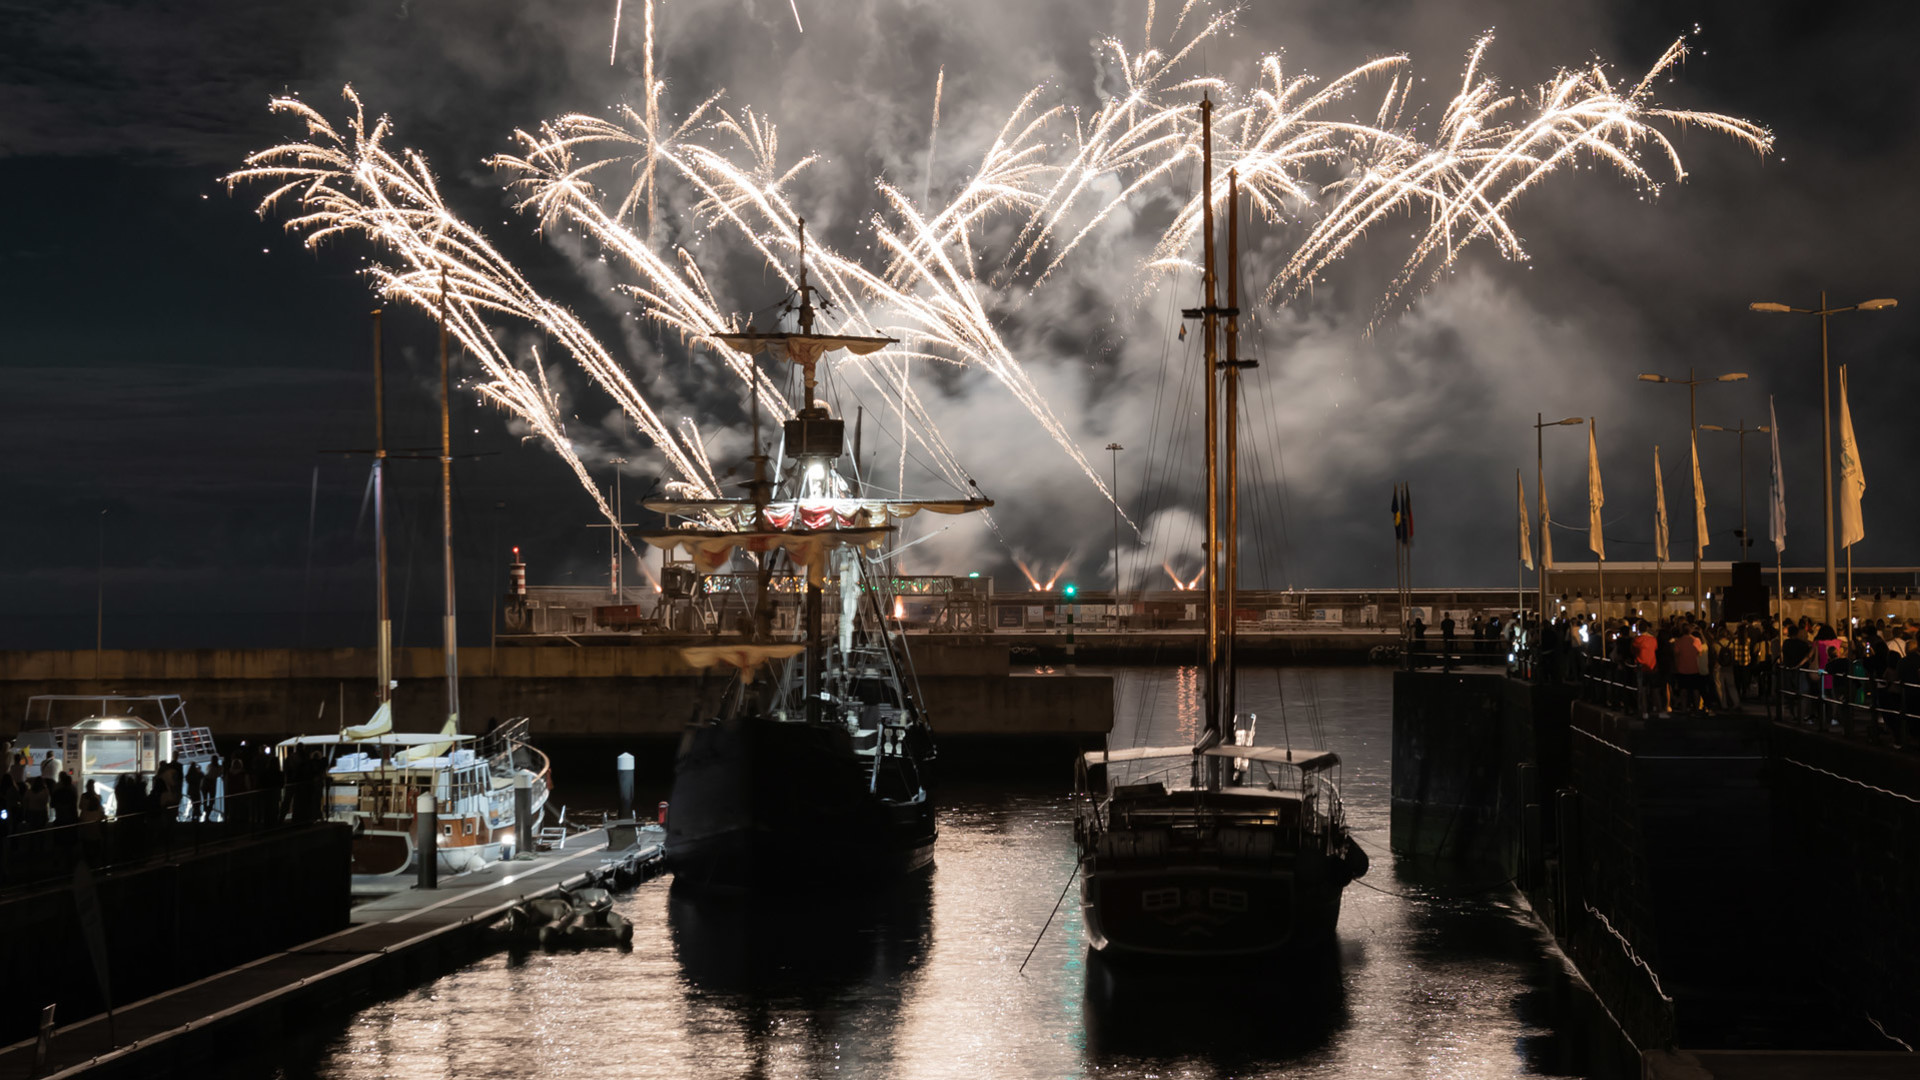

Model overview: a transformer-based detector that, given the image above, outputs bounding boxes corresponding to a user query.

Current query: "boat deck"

[0,827,663,1080]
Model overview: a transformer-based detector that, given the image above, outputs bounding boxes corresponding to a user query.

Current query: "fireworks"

[229,6,1767,545]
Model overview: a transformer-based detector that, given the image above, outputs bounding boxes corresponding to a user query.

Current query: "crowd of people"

[1491,609,1920,747]
[0,742,333,840]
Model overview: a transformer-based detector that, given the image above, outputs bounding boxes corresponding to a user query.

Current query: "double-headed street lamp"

[1749,294,1898,628]
[1637,370,1747,620]
[1534,414,1584,648]
[1697,421,1770,559]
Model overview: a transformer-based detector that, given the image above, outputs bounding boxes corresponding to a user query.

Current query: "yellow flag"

[1839,365,1866,548]
[1691,430,1709,559]
[1653,446,1669,564]
[1540,486,1554,570]
[1518,469,1533,571]
[1587,421,1604,560]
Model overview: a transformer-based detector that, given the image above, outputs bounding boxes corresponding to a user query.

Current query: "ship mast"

[438,268,460,731]
[1180,97,1233,788]
[1223,168,1252,739]
[372,309,392,708]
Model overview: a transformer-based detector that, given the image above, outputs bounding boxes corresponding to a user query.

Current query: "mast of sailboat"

[1181,96,1225,789]
[797,219,825,724]
[438,267,460,730]
[372,309,392,707]
[1223,167,1251,737]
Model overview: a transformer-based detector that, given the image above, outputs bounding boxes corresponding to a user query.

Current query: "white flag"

[1653,446,1670,564]
[1769,395,1786,556]
[1518,470,1534,571]
[1587,421,1605,560]
[1691,429,1709,559]
[1540,485,1554,570]
[1839,365,1865,548]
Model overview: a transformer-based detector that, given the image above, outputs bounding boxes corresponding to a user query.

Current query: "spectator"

[203,754,223,822]
[22,777,50,828]
[78,780,105,824]
[185,760,204,822]
[1781,624,1815,721]
[114,771,145,819]
[1673,624,1704,713]
[51,771,78,826]
[1632,620,1660,718]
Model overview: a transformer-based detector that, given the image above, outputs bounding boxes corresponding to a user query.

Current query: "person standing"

[1780,624,1815,721]
[1673,624,1703,713]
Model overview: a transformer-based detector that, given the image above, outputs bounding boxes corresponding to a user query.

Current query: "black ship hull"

[1079,839,1355,963]
[665,713,935,893]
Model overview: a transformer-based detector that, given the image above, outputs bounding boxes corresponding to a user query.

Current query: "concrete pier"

[0,645,1112,744]
[0,828,662,1080]
[1391,666,1920,1065]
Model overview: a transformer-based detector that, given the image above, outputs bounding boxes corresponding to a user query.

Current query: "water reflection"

[1083,944,1350,1066]
[667,874,932,994]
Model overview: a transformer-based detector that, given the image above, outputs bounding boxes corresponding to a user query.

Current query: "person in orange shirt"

[1631,621,1660,718]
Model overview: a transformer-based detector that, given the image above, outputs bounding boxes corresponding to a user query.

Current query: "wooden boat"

[1072,96,1366,963]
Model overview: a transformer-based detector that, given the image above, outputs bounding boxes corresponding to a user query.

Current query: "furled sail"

[679,643,808,682]
[640,527,892,584]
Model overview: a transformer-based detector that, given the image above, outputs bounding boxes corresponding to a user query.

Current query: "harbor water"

[242,667,1608,1079]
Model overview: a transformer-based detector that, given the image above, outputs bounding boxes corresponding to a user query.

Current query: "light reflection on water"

[272,667,1585,1079]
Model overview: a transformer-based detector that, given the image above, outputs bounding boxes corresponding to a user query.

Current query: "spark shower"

[227,1,1768,552]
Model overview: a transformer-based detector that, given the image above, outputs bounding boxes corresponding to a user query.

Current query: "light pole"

[1749,294,1898,629]
[1698,421,1770,560]
[96,509,108,657]
[1105,442,1124,611]
[1637,369,1748,621]
[1534,414,1583,658]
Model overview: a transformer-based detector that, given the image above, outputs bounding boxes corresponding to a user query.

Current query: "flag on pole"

[1691,429,1709,559]
[1838,365,1866,548]
[1586,421,1605,559]
[1391,487,1404,545]
[1518,470,1533,571]
[1653,445,1670,564]
[1403,484,1415,545]
[1540,485,1554,570]
[1769,395,1786,555]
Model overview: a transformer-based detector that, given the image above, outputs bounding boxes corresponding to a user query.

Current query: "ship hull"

[665,714,935,893]
[1079,840,1347,963]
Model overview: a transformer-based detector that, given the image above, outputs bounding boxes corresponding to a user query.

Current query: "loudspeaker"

[1724,561,1767,621]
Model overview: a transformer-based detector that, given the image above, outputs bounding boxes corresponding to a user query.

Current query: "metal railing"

[1576,649,1920,747]
[1,779,331,891]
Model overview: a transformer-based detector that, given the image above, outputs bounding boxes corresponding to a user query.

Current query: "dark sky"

[3,0,1917,649]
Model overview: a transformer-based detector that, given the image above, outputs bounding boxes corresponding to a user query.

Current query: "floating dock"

[0,829,662,1080]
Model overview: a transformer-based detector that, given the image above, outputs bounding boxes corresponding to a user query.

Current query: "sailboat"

[1072,99,1366,961]
[278,304,550,886]
[644,222,990,893]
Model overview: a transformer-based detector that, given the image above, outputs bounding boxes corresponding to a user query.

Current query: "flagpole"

[1516,469,1525,631]
[1591,418,1604,630]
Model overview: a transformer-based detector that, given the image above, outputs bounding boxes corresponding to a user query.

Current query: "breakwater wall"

[0,823,350,1045]
[0,647,1111,748]
[1392,668,1920,1059]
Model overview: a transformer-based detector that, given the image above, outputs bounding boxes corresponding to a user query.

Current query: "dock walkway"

[0,829,662,1080]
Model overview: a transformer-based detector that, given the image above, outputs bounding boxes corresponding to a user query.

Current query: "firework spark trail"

[609,0,623,65]
[235,17,1766,553]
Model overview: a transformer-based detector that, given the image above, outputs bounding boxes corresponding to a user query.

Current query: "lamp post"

[1698,421,1770,560]
[1637,369,1748,622]
[1534,414,1584,660]
[1749,294,1898,629]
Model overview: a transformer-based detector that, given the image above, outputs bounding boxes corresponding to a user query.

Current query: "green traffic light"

[1062,583,1077,598]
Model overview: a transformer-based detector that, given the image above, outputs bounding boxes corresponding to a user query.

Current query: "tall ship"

[1073,98,1366,961]
[277,306,549,886]
[645,225,989,893]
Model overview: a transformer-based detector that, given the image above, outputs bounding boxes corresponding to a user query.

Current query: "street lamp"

[1698,422,1770,559]
[1637,370,1747,621]
[1749,294,1899,628]
[1534,414,1584,654]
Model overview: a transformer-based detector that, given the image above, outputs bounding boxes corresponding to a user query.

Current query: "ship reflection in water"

[259,668,1600,1080]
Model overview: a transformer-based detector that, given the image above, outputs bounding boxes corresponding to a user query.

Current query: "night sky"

[4,0,1917,650]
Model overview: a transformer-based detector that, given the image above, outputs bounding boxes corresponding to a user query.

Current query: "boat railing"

[474,716,532,766]
[0,778,331,891]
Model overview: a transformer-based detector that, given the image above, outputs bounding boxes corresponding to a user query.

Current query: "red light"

[512,546,520,558]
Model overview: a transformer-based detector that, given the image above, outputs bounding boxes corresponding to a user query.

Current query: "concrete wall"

[1390,668,1510,865]
[1769,725,1920,1049]
[0,823,351,1043]
[0,648,1110,742]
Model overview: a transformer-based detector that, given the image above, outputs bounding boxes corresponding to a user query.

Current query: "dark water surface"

[267,667,1599,1079]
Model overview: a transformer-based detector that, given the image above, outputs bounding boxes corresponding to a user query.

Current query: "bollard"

[416,792,438,890]
[34,1004,54,1072]
[617,752,636,819]
[514,772,533,857]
